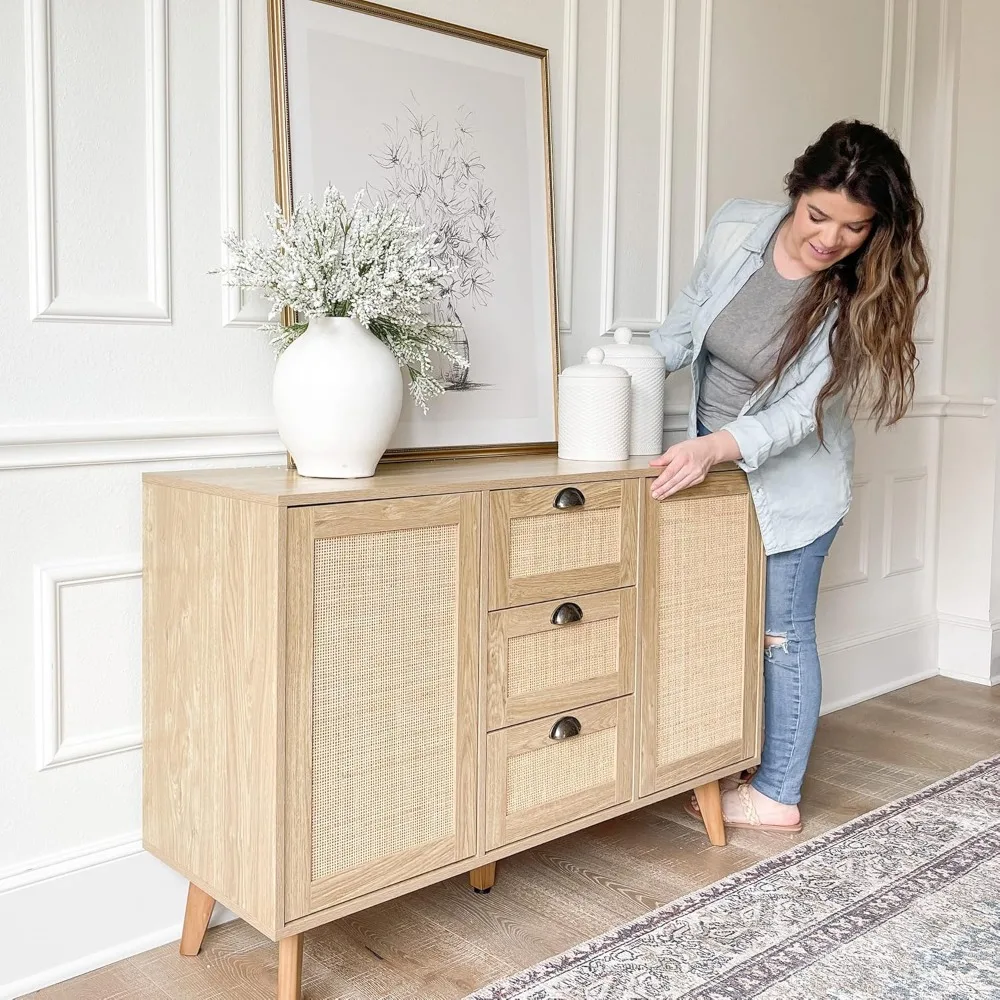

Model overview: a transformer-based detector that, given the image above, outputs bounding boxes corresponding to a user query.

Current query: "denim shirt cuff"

[721,416,772,472]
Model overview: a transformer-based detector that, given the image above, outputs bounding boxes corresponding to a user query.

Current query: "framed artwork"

[267,0,560,460]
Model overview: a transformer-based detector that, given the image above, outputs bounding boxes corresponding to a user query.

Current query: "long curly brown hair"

[767,120,930,439]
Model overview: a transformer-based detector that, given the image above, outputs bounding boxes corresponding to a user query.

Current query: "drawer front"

[488,480,638,609]
[485,698,634,851]
[486,589,636,729]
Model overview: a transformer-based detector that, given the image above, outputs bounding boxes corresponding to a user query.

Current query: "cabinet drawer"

[486,589,635,729]
[485,698,634,851]
[488,480,638,609]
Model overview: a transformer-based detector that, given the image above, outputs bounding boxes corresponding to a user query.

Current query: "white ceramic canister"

[557,347,631,461]
[600,326,666,456]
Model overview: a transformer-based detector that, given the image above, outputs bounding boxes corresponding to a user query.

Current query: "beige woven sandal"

[721,783,803,833]
[686,767,756,814]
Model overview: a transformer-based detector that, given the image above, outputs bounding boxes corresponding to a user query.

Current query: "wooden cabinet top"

[143,455,740,507]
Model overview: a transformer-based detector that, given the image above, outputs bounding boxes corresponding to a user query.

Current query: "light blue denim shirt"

[650,198,854,555]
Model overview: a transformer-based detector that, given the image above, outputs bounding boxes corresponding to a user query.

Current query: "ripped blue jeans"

[696,420,839,804]
[754,522,840,805]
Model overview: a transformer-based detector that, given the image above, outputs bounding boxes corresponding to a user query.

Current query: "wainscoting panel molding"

[25,0,171,323]
[35,557,144,770]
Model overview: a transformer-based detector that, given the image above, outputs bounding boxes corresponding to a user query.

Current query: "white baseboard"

[0,839,235,1000]
[937,613,1000,685]
[818,616,939,715]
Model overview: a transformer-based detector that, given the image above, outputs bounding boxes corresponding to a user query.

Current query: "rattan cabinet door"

[638,474,765,796]
[284,494,480,920]
[489,480,638,609]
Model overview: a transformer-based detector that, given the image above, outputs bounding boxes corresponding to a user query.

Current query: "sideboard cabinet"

[142,456,764,1000]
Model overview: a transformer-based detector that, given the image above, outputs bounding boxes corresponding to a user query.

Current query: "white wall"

[935,0,1000,685]
[0,1,971,995]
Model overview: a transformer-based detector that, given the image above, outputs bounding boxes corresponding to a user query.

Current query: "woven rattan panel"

[509,508,621,579]
[507,618,620,697]
[311,525,458,881]
[507,727,617,813]
[655,494,748,767]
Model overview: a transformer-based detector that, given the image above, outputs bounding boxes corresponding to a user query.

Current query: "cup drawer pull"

[552,487,585,509]
[549,716,582,740]
[550,602,584,626]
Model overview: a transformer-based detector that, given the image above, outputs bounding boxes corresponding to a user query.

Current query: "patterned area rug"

[467,755,1000,999]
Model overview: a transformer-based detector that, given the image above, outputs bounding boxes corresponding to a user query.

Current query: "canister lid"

[600,326,665,364]
[559,347,631,380]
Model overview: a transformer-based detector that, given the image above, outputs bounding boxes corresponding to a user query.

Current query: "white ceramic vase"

[272,316,403,478]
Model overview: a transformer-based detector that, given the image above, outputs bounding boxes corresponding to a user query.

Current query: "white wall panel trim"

[35,557,144,771]
[597,0,622,335]
[557,0,579,337]
[882,469,927,578]
[821,477,871,592]
[220,0,254,328]
[25,0,171,324]
[692,0,713,259]
[607,0,676,335]
[879,0,896,130]
[0,420,285,470]
[818,614,937,657]
[901,0,917,152]
[0,833,142,894]
[923,0,960,349]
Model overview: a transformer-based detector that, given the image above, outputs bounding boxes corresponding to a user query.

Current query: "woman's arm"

[649,430,741,499]
[721,352,833,471]
[650,348,833,498]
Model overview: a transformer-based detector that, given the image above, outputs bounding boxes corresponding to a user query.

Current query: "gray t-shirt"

[698,230,807,432]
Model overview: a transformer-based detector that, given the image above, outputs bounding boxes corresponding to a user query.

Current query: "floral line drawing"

[371,97,502,390]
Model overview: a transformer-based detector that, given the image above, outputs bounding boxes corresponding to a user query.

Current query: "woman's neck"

[773,217,815,280]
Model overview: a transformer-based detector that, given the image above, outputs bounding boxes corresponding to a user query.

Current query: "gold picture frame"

[266,0,560,466]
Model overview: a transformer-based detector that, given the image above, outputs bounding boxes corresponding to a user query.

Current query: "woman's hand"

[649,431,741,500]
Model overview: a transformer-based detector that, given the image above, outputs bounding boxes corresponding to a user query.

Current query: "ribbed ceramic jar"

[601,326,666,456]
[557,348,631,462]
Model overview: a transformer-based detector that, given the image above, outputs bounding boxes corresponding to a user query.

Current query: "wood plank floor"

[28,677,1000,1000]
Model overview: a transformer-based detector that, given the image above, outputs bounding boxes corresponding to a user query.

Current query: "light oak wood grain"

[638,474,764,796]
[143,456,740,508]
[488,480,639,609]
[468,863,497,893]
[142,457,761,1000]
[693,781,726,847]
[486,588,636,729]
[276,934,302,1000]
[485,698,634,851]
[284,495,481,921]
[179,883,215,956]
[142,484,283,938]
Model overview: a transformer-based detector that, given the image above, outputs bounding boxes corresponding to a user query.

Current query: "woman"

[649,120,929,833]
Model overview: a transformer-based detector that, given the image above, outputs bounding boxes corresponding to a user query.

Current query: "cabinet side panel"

[142,484,281,936]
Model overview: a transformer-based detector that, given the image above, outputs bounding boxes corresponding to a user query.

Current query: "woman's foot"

[721,783,802,832]
[688,768,755,813]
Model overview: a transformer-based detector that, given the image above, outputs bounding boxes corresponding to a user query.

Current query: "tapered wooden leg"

[693,780,727,847]
[179,882,216,956]
[277,934,304,1000]
[469,862,497,893]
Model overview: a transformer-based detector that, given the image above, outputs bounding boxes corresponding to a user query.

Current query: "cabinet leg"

[469,862,497,894]
[179,882,216,956]
[693,780,727,847]
[277,934,304,1000]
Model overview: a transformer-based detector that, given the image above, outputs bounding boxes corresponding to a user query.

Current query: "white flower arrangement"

[216,185,466,410]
